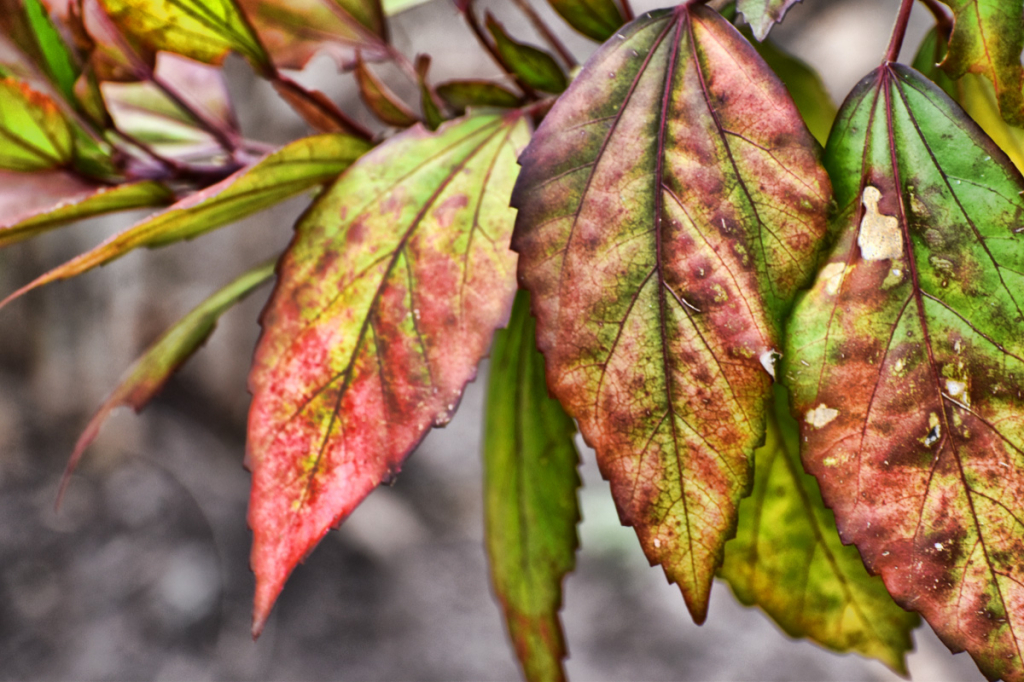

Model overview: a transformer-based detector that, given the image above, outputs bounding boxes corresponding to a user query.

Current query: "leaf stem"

[884,0,916,63]
[918,0,953,40]
[509,0,577,68]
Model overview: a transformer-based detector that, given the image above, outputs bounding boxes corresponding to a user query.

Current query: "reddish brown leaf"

[246,112,530,635]
[511,7,830,622]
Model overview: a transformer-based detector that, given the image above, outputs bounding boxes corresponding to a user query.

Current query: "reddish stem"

[620,0,634,22]
[885,0,916,63]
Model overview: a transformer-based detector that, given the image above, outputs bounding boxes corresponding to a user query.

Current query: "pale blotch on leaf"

[759,350,781,379]
[805,404,839,428]
[858,186,902,261]
[820,262,848,296]
[921,412,942,447]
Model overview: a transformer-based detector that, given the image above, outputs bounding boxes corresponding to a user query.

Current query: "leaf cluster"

[1,0,1023,680]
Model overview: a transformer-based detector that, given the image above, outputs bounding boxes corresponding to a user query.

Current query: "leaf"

[486,13,567,94]
[98,0,271,72]
[784,62,1024,681]
[736,0,803,41]
[415,54,446,131]
[0,133,371,308]
[436,80,522,114]
[937,0,1024,125]
[246,112,530,636]
[0,77,74,171]
[59,258,275,501]
[546,0,624,42]
[101,53,237,160]
[746,30,836,146]
[335,0,386,40]
[511,7,830,623]
[23,0,81,103]
[720,384,919,672]
[381,0,434,14]
[237,0,388,70]
[0,174,172,249]
[484,289,580,682]
[354,54,418,127]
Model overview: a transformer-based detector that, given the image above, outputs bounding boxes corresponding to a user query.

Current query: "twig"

[885,0,916,63]
[620,0,634,22]
[918,0,953,40]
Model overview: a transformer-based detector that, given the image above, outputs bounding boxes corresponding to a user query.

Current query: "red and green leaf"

[720,384,920,672]
[246,112,530,635]
[354,53,418,128]
[486,13,567,94]
[546,0,624,42]
[511,6,830,622]
[97,0,271,73]
[936,0,1024,125]
[23,0,81,103]
[0,133,371,308]
[484,290,580,682]
[59,259,275,501]
[736,0,803,41]
[0,173,172,249]
[0,77,74,171]
[784,63,1024,681]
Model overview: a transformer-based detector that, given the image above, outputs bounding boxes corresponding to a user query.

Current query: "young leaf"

[436,80,522,114]
[511,7,830,623]
[59,259,275,501]
[720,384,919,673]
[237,0,389,70]
[415,55,446,131]
[0,175,172,249]
[546,0,624,42]
[0,77,74,171]
[335,0,386,40]
[937,0,1024,125]
[785,63,1024,682]
[484,290,580,682]
[354,54,418,127]
[98,0,271,73]
[486,13,567,94]
[0,133,371,308]
[23,0,81,103]
[736,0,803,41]
[246,112,530,636]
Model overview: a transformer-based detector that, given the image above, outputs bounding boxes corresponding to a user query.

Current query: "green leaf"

[0,175,172,249]
[736,0,803,41]
[486,13,567,94]
[335,0,386,39]
[58,259,275,501]
[720,384,919,673]
[511,7,830,623]
[381,0,434,14]
[746,30,836,146]
[546,0,624,42]
[785,62,1024,682]
[246,113,530,636]
[911,26,959,100]
[354,55,418,127]
[415,55,446,131]
[436,80,521,114]
[23,0,81,104]
[237,0,389,70]
[485,289,580,682]
[98,0,271,72]
[0,133,371,307]
[0,77,74,171]
[937,0,1024,125]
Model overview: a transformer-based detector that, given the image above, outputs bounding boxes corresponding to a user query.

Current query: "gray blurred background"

[0,0,992,679]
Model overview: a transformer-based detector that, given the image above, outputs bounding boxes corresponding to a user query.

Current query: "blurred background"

[0,0,993,679]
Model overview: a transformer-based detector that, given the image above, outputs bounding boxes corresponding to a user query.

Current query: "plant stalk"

[509,0,577,68]
[885,0,916,63]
